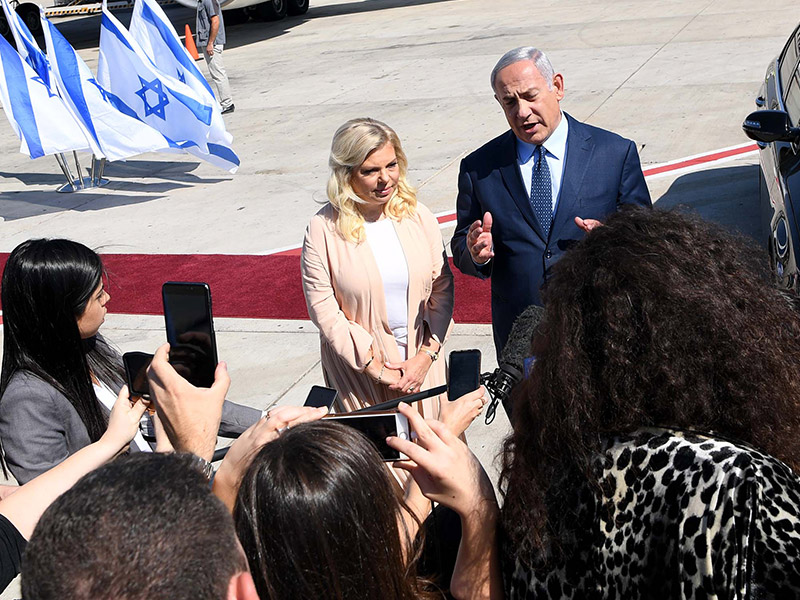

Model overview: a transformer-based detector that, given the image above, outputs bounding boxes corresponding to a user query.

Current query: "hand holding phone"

[123,351,153,399]
[303,386,339,412]
[448,349,481,401]
[162,282,218,388]
[324,412,410,461]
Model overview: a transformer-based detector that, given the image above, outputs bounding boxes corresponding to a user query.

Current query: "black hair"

[501,206,800,565]
[22,453,247,600]
[233,421,437,600]
[0,239,124,449]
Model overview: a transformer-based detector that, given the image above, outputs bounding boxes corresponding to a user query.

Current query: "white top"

[364,218,409,360]
[93,380,152,452]
[517,113,569,212]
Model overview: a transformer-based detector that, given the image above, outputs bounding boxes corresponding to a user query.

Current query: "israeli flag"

[98,2,239,173]
[42,9,175,162]
[0,32,91,158]
[0,0,50,87]
[129,0,233,147]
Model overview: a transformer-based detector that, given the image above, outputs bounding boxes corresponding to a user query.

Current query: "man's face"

[494,60,564,145]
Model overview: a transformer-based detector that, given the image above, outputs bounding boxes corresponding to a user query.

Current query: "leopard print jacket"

[505,429,800,599]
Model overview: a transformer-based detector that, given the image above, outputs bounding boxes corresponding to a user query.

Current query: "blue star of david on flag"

[135,75,169,119]
[30,75,58,98]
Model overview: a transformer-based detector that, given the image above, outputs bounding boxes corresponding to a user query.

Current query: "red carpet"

[0,253,492,324]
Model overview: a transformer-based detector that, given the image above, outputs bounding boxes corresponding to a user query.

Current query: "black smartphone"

[303,385,339,411]
[448,349,481,401]
[162,282,218,388]
[122,351,153,398]
[324,413,410,461]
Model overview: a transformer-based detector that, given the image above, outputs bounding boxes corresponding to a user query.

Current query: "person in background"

[0,238,261,484]
[197,0,234,114]
[450,46,651,357]
[302,118,454,416]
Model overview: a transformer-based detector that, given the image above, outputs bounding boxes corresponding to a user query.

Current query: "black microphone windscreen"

[500,304,545,371]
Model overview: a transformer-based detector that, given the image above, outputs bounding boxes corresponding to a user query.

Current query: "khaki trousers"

[201,44,233,109]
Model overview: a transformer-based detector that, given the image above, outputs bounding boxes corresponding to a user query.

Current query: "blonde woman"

[301,118,454,416]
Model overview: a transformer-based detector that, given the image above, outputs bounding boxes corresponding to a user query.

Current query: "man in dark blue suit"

[451,47,651,356]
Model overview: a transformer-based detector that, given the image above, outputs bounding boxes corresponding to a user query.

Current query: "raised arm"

[451,160,493,279]
[388,403,502,600]
[0,386,147,540]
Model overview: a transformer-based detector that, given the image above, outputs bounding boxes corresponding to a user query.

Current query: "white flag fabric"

[98,3,239,173]
[0,0,51,87]
[42,9,175,162]
[129,0,233,146]
[0,32,91,158]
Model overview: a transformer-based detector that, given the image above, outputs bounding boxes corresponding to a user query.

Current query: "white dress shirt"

[517,113,569,213]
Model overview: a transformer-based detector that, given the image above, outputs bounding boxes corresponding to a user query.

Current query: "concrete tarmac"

[0,0,794,596]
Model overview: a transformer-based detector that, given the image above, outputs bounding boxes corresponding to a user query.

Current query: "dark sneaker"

[221,104,235,114]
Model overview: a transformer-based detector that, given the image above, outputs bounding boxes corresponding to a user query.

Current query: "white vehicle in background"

[0,0,307,38]
[175,0,308,21]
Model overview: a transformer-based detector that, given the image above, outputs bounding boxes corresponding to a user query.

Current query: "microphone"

[210,384,449,463]
[482,304,545,424]
[352,384,448,413]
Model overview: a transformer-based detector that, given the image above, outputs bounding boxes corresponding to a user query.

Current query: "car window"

[785,73,800,126]
[780,32,799,94]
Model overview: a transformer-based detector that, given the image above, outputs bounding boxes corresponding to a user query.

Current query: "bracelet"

[376,364,386,384]
[421,348,439,362]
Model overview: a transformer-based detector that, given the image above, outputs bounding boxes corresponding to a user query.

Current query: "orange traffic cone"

[184,24,201,61]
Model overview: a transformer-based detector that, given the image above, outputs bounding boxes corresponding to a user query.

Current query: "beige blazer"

[301,202,454,417]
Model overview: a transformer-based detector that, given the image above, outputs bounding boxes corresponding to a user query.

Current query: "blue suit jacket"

[451,114,651,355]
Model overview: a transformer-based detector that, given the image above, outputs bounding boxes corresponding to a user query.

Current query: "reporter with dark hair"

[500,207,800,598]
[0,238,261,483]
[233,420,437,600]
[22,452,258,600]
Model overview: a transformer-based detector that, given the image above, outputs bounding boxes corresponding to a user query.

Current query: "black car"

[744,23,800,289]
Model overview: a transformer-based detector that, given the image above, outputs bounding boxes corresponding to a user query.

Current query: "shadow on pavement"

[654,163,763,244]
[0,160,226,221]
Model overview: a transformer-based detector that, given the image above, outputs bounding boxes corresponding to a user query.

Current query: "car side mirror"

[743,110,800,143]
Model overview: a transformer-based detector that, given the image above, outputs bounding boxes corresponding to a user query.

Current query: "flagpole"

[90,155,96,184]
[72,151,84,189]
[96,157,106,185]
[54,153,77,191]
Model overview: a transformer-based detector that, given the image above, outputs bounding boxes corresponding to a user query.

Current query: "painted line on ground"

[267,142,760,256]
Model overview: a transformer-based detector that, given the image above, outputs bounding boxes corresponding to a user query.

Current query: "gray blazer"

[0,370,262,484]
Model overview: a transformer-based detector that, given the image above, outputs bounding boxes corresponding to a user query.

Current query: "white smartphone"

[324,412,410,461]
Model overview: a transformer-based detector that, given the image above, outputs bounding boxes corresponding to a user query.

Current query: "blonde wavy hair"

[327,118,417,243]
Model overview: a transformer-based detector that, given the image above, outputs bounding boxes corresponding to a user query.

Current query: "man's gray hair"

[490,47,555,91]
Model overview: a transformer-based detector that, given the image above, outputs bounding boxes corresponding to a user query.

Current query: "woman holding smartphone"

[0,238,261,484]
[301,118,454,415]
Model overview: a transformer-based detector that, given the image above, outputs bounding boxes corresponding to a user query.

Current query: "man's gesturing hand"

[467,212,494,264]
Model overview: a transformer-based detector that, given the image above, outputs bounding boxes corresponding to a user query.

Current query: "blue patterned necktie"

[530,145,552,237]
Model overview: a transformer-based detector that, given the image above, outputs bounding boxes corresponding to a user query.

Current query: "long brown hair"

[501,207,800,566]
[234,421,439,599]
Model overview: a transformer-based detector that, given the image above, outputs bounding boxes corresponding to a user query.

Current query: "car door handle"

[756,96,766,107]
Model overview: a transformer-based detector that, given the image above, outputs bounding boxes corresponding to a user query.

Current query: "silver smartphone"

[324,412,410,461]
